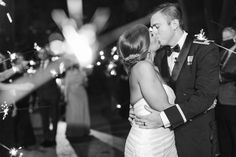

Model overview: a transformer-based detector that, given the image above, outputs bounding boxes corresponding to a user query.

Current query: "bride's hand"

[135,105,163,129]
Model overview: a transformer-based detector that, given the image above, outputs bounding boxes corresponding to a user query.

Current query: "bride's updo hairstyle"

[117,24,150,72]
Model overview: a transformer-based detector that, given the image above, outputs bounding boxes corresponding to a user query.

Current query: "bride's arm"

[134,61,172,111]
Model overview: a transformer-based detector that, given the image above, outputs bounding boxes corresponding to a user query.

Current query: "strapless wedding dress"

[124,84,178,157]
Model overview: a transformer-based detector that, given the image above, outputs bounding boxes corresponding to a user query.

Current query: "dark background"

[0,0,236,118]
[0,0,236,52]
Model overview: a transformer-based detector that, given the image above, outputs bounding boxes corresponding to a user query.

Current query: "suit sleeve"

[164,43,220,129]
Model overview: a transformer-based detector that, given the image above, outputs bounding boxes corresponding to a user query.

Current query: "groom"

[134,2,220,157]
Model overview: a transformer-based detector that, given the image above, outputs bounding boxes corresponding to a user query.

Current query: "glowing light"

[49,40,65,55]
[51,56,60,61]
[111,46,117,55]
[55,78,62,86]
[86,64,94,69]
[29,60,36,66]
[110,69,117,76]
[61,24,95,67]
[100,55,105,60]
[10,53,16,61]
[50,69,58,77]
[59,62,65,74]
[107,62,115,70]
[99,51,104,56]
[9,147,22,157]
[1,102,11,120]
[34,42,42,51]
[96,61,101,66]
[116,104,121,109]
[6,12,12,23]
[113,54,119,60]
[27,67,36,74]
[0,0,6,6]
[49,122,53,131]
[9,148,18,156]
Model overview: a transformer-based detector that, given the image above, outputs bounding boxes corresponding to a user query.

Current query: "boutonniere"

[193,29,214,45]
[187,56,193,65]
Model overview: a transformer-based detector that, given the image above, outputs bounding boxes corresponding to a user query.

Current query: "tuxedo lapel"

[160,53,171,83]
[171,35,193,81]
[154,47,171,83]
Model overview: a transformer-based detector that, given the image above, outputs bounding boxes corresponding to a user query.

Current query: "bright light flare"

[0,0,6,6]
[6,12,12,23]
[63,24,97,67]
[10,53,16,61]
[96,61,101,66]
[100,55,105,60]
[113,54,119,60]
[111,46,117,55]
[34,43,42,51]
[99,51,104,56]
[9,147,22,157]
[110,69,117,76]
[29,60,36,66]
[1,101,11,120]
[49,40,66,55]
[27,67,36,74]
[116,104,121,109]
[107,62,115,70]
[50,69,58,77]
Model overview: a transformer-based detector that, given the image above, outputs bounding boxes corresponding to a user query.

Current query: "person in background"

[12,53,36,149]
[216,27,236,157]
[0,52,34,156]
[64,63,91,141]
[36,50,61,147]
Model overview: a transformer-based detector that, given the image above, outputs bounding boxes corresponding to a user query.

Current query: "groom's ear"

[170,19,180,30]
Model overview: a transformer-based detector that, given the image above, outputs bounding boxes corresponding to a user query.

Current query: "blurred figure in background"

[0,52,34,156]
[36,50,61,147]
[64,63,91,140]
[216,27,236,157]
[12,53,36,149]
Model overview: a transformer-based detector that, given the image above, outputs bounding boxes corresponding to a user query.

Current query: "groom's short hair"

[152,2,184,30]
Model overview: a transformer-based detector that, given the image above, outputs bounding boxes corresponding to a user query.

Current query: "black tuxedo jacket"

[154,35,220,157]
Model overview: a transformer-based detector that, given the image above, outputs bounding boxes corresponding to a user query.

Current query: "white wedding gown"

[124,84,178,157]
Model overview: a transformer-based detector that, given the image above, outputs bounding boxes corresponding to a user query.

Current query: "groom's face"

[150,12,175,46]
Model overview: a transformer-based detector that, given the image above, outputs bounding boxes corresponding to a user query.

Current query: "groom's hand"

[135,105,164,129]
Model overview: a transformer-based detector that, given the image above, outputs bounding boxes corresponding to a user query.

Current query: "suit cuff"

[176,104,187,123]
[160,111,171,128]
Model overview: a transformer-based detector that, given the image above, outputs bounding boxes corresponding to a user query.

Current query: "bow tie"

[167,44,180,56]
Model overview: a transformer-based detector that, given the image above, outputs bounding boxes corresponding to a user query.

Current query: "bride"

[117,24,178,157]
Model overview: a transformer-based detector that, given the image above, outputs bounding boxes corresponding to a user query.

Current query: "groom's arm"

[162,43,220,129]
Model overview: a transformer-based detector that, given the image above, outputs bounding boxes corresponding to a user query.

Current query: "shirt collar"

[174,31,188,50]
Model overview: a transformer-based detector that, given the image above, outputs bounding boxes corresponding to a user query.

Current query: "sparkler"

[0,101,11,120]
[0,143,23,157]
[6,12,12,23]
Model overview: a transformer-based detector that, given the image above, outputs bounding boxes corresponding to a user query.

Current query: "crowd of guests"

[0,49,91,156]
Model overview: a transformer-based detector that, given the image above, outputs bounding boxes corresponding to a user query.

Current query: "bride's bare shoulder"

[131,60,155,76]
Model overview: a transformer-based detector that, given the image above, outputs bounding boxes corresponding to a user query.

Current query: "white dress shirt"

[160,31,188,128]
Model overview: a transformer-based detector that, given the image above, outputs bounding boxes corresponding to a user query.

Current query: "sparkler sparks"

[0,143,23,157]
[0,101,11,120]
[34,42,42,51]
